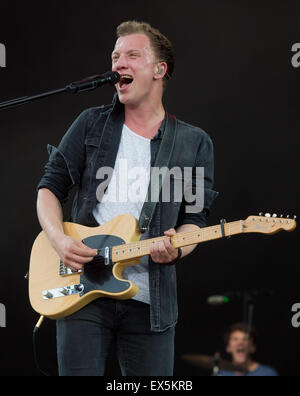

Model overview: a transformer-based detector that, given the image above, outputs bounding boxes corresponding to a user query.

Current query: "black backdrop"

[0,0,299,376]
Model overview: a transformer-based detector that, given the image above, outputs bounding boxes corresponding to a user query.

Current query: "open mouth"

[236,347,246,356]
[119,75,134,90]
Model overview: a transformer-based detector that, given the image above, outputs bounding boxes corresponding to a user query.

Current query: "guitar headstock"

[243,213,297,234]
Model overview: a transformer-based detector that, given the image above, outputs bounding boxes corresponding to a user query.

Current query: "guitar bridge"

[42,284,84,300]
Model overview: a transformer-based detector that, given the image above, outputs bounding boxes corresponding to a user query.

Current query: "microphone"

[66,71,120,94]
[0,71,121,111]
[207,295,231,306]
[207,291,244,306]
[207,290,274,306]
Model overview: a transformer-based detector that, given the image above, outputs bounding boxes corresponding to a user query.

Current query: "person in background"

[220,322,278,376]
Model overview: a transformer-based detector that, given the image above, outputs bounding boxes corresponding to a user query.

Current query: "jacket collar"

[110,92,166,140]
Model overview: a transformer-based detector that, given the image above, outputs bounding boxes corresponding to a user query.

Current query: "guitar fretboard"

[112,220,244,262]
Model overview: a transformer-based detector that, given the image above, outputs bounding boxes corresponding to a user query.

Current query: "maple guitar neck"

[112,213,297,263]
[112,220,243,262]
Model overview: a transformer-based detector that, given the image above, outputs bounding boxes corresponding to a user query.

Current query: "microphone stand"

[242,291,256,376]
[212,352,221,377]
[0,73,119,111]
[0,87,67,110]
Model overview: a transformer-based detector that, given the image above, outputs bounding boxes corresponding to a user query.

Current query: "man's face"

[226,331,256,365]
[111,33,159,106]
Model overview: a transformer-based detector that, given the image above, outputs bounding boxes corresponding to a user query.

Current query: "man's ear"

[154,62,167,80]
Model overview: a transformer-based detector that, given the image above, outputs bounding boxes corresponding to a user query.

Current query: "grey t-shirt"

[93,124,151,304]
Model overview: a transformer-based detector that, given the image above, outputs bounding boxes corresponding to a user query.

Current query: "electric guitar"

[29,213,296,319]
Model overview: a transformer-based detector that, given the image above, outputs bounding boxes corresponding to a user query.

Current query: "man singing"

[36,21,218,376]
[220,323,278,376]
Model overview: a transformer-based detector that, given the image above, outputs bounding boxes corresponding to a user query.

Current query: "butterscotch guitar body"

[29,215,141,320]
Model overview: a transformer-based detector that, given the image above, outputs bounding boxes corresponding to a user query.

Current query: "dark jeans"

[56,298,175,376]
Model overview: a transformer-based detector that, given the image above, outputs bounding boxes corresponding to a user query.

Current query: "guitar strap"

[138,113,178,233]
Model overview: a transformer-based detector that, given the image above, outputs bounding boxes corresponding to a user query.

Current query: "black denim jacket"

[37,94,218,332]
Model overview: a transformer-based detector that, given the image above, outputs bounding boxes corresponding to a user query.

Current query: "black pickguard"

[80,234,130,296]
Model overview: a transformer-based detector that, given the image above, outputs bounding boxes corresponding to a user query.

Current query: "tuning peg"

[259,212,264,216]
[287,215,290,218]
[272,214,277,218]
[293,215,297,220]
[265,213,271,218]
[280,215,284,218]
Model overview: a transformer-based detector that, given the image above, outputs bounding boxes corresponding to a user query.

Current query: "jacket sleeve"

[37,109,91,206]
[176,132,219,229]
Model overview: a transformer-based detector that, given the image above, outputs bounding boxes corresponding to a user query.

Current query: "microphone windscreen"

[106,71,120,85]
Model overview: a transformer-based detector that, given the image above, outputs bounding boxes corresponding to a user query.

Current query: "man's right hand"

[36,189,98,272]
[52,233,98,272]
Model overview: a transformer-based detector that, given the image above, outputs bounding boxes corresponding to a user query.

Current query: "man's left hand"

[150,228,179,264]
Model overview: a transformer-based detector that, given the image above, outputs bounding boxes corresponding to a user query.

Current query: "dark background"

[0,0,299,376]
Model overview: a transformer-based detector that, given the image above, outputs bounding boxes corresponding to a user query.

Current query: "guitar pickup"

[105,247,110,266]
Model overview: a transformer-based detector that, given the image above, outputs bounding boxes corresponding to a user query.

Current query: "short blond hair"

[116,20,175,89]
